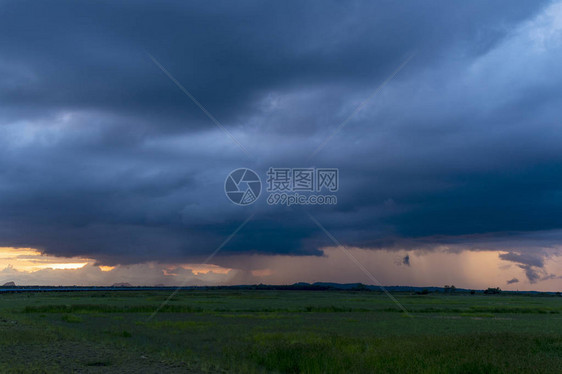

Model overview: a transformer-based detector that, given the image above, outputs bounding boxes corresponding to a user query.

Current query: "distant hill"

[111,282,132,287]
[0,282,555,295]
[309,282,473,293]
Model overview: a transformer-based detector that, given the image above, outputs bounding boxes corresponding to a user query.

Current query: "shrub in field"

[444,285,456,294]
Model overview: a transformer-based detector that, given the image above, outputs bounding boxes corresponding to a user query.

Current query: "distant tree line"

[444,285,456,293]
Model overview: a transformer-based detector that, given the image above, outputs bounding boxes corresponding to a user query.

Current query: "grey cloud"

[402,255,410,266]
[1,0,561,266]
[520,265,541,284]
[499,252,544,268]
[499,252,547,284]
[540,274,561,282]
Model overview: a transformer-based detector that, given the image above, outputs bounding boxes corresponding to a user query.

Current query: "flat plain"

[1,290,561,373]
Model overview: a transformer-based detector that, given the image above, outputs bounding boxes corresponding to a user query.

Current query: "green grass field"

[1,290,561,373]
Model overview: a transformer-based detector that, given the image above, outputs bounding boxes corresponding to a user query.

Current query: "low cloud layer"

[2,246,560,291]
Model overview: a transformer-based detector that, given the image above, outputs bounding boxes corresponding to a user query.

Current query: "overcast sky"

[1,1,562,289]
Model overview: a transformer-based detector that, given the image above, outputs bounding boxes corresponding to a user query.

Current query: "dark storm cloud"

[498,252,555,284]
[507,278,519,285]
[499,252,544,269]
[1,0,561,265]
[402,255,410,266]
[0,1,545,126]
[521,265,541,284]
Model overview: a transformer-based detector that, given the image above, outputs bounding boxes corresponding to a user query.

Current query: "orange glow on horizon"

[163,263,232,275]
[48,263,88,270]
[0,247,92,272]
[251,269,273,277]
[0,247,559,291]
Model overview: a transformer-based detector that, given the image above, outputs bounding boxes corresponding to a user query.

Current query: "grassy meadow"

[0,290,561,373]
